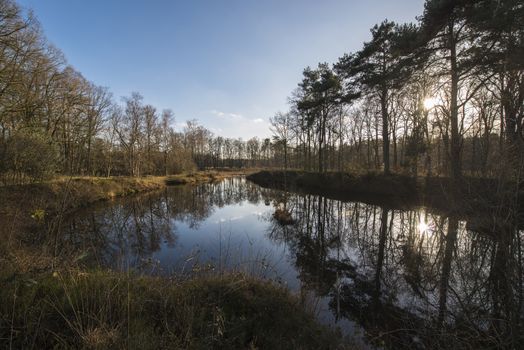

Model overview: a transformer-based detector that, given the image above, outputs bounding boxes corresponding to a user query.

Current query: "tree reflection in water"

[266,189,523,349]
[55,177,523,349]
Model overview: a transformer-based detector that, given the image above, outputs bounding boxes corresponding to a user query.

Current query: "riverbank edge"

[246,170,520,216]
[0,270,343,349]
[0,171,249,270]
[0,170,254,221]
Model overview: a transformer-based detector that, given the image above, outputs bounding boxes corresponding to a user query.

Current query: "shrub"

[0,131,58,184]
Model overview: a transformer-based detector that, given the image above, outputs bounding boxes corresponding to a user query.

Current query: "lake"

[56,177,522,349]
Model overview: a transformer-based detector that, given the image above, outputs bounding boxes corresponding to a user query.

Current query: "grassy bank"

[247,170,418,208]
[1,170,253,222]
[1,177,162,221]
[0,270,342,349]
[247,170,520,216]
[0,176,168,277]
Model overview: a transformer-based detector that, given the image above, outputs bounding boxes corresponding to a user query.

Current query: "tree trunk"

[449,21,462,182]
[381,89,390,174]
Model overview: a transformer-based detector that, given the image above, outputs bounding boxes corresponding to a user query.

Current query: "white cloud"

[209,127,224,134]
[210,110,243,120]
[210,109,226,117]
[228,113,243,119]
[204,109,271,139]
[215,215,244,223]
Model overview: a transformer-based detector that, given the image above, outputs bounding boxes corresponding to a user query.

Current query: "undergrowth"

[0,270,344,349]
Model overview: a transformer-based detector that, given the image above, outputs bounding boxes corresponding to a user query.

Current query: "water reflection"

[270,194,523,349]
[55,177,523,349]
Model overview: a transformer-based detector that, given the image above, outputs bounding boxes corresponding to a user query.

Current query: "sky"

[17,0,425,139]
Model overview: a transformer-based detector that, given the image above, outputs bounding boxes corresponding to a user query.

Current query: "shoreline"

[246,170,523,230]
[0,170,253,278]
[0,170,255,220]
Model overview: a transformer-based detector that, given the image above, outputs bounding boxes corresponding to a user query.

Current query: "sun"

[418,218,429,233]
[423,97,436,110]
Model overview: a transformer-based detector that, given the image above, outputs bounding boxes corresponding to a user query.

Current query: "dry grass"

[0,269,344,349]
[0,171,257,274]
[0,176,162,220]
[1,170,254,219]
[0,171,249,240]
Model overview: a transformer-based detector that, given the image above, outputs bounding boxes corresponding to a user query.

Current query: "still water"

[58,177,523,349]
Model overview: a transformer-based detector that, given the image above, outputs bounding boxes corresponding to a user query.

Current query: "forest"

[272,1,523,181]
[0,0,272,183]
[1,0,523,184]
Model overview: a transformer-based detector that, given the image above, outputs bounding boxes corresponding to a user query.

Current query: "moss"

[0,270,343,349]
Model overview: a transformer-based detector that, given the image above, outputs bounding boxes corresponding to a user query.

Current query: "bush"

[0,132,58,184]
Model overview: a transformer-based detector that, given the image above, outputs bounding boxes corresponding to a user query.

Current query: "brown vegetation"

[0,270,342,349]
[273,208,295,225]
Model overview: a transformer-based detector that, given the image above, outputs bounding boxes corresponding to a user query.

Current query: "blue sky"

[17,0,424,139]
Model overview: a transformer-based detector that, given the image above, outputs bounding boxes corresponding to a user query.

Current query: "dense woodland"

[0,0,523,184]
[272,0,524,180]
[0,0,274,184]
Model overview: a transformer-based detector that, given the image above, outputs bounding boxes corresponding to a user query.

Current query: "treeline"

[0,0,279,184]
[270,0,524,180]
[2,0,523,184]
